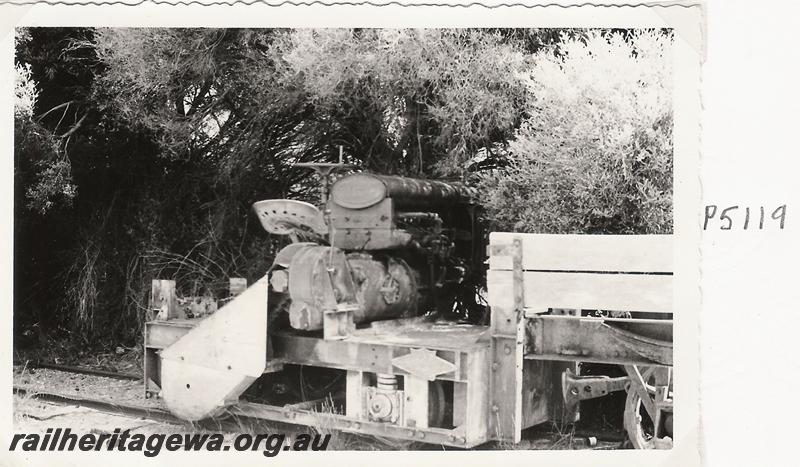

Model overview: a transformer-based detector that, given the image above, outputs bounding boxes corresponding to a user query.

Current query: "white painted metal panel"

[159,276,269,420]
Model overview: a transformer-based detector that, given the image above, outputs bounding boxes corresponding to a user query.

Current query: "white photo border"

[0,2,702,466]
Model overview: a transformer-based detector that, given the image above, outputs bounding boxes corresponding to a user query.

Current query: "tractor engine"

[253,172,482,332]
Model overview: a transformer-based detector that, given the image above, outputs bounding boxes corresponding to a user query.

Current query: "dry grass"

[15,334,144,375]
[545,422,579,450]
[64,243,101,335]
[12,364,38,427]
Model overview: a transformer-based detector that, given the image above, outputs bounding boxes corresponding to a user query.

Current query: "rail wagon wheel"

[624,365,673,449]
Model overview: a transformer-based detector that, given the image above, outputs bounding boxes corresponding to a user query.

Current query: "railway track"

[12,364,320,435]
[13,365,625,449]
[13,363,183,425]
[13,385,182,424]
[29,363,142,381]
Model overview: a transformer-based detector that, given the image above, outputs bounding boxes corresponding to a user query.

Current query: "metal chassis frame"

[229,401,482,448]
[144,320,492,447]
[525,315,673,367]
[145,234,674,447]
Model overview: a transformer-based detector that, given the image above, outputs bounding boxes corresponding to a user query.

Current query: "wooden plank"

[520,359,549,428]
[487,237,524,443]
[464,347,490,443]
[151,280,181,320]
[345,371,367,419]
[488,270,673,314]
[489,233,673,273]
[404,376,429,429]
[518,360,578,428]
[452,382,467,428]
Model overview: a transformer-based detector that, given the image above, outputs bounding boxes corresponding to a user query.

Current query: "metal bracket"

[561,368,628,413]
[323,303,357,340]
[391,348,455,381]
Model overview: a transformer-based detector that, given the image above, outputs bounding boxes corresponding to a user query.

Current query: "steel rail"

[13,386,618,450]
[13,385,313,434]
[13,385,181,424]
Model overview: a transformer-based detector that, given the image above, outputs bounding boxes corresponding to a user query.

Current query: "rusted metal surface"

[623,365,673,449]
[329,198,394,230]
[525,315,673,366]
[282,245,416,331]
[270,327,487,382]
[284,245,359,335]
[148,188,677,450]
[151,280,181,320]
[252,199,327,237]
[561,369,628,414]
[347,253,417,321]
[488,231,674,448]
[605,318,673,342]
[231,401,483,448]
[330,226,414,250]
[286,245,349,331]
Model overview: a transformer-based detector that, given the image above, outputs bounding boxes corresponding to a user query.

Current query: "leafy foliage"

[276,29,529,175]
[15,57,76,215]
[478,30,673,234]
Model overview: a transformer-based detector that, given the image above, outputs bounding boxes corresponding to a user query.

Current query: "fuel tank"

[330,173,476,210]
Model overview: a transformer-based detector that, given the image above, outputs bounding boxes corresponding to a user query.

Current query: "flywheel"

[624,365,673,449]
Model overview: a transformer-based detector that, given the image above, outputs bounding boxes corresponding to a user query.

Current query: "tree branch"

[186,79,214,117]
[59,112,88,140]
[35,100,76,121]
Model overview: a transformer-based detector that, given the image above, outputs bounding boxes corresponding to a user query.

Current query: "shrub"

[478,30,673,234]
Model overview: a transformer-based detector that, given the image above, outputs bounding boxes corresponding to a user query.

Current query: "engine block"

[256,172,483,332]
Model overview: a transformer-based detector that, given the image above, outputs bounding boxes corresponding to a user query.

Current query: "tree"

[478,30,673,234]
[274,28,530,176]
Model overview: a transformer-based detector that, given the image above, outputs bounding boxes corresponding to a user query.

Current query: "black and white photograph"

[2,2,709,465]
